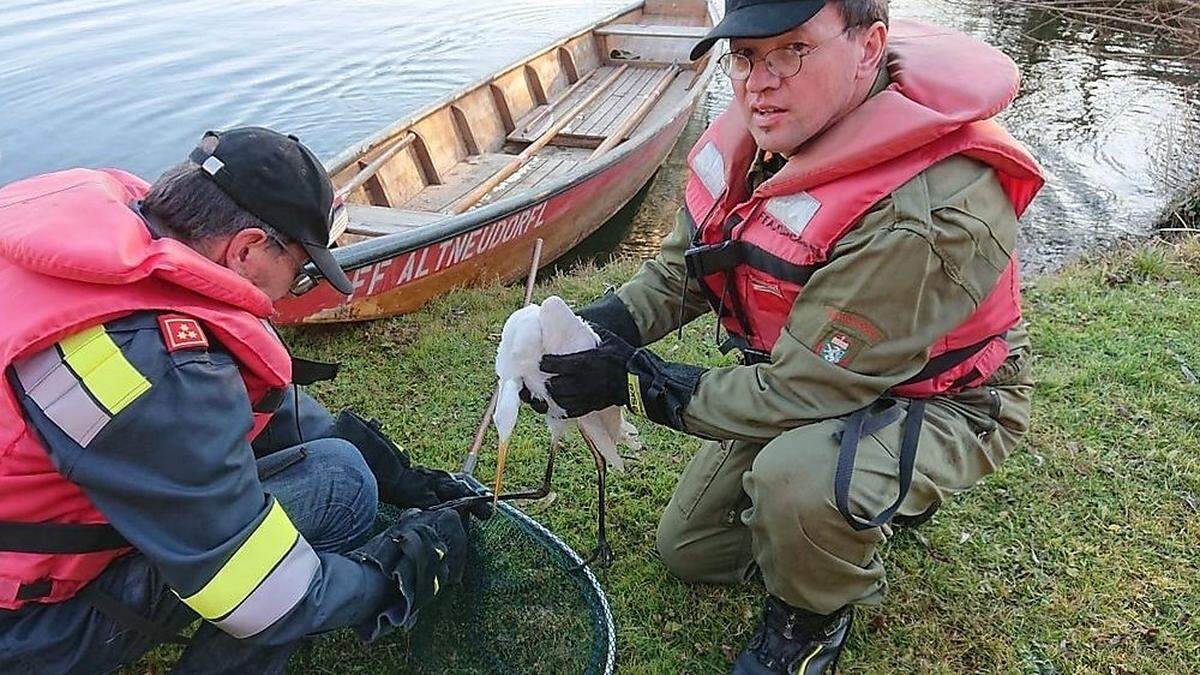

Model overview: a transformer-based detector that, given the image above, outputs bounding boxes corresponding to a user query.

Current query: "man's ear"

[221,228,271,269]
[857,22,888,80]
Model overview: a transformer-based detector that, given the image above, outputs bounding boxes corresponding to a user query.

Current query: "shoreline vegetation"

[1010,0,1200,233]
[1002,0,1200,53]
[260,237,1200,673]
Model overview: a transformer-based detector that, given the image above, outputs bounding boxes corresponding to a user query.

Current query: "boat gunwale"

[326,0,719,272]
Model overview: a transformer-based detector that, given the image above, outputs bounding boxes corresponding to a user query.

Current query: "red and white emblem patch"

[157,314,209,352]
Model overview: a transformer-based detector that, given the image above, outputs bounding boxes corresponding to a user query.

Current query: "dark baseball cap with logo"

[188,126,354,294]
[690,0,827,60]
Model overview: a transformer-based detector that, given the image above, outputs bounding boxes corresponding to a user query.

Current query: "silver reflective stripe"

[13,347,110,447]
[212,537,320,639]
[692,142,726,197]
[764,192,822,238]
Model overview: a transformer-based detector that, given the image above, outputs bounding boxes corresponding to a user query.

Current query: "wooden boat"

[274,0,718,324]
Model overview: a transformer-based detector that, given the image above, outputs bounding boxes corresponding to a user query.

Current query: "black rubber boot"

[730,596,853,675]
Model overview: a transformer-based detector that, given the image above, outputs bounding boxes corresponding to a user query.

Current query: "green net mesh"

[292,480,615,674]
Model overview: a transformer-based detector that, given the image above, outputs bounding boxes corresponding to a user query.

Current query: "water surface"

[2,0,1196,273]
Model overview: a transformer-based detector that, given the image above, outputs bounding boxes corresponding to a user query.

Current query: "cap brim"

[301,242,355,295]
[690,1,825,60]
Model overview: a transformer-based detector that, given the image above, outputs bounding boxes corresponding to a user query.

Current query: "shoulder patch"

[824,308,885,345]
[816,330,861,368]
[158,314,209,352]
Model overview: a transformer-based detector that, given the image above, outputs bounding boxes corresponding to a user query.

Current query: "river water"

[2,0,1196,274]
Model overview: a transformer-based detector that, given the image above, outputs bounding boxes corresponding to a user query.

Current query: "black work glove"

[624,347,707,432]
[577,292,643,347]
[518,385,549,414]
[541,329,709,431]
[541,327,636,418]
[351,508,467,634]
[332,410,492,520]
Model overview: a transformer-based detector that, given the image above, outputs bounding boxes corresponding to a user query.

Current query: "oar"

[450,65,630,214]
[515,69,600,139]
[588,64,681,161]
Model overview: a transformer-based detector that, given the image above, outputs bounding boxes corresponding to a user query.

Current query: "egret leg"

[577,433,613,571]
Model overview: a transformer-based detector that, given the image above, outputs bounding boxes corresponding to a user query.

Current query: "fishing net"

[292,476,616,674]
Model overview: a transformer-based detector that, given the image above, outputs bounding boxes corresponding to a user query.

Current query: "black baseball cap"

[691,0,826,60]
[188,126,354,294]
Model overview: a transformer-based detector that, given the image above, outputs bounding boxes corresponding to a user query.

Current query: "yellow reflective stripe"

[795,644,822,674]
[183,500,300,620]
[59,325,150,415]
[626,373,645,417]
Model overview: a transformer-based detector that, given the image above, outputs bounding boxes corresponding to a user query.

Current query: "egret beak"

[493,439,510,506]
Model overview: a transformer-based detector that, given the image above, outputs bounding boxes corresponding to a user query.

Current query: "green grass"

[138,240,1200,673]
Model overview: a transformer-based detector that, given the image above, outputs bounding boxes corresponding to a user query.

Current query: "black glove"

[351,508,467,632]
[518,385,549,414]
[541,327,636,418]
[625,347,707,432]
[577,292,643,347]
[332,410,492,520]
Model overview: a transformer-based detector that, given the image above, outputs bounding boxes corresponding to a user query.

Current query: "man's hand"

[518,385,549,414]
[332,410,491,519]
[351,508,467,629]
[395,467,494,521]
[540,327,636,418]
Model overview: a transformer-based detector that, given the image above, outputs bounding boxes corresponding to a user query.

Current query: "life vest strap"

[684,240,822,286]
[0,521,128,554]
[718,334,771,365]
[897,333,1006,387]
[835,398,927,531]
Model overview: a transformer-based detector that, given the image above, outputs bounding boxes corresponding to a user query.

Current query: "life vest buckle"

[684,240,741,279]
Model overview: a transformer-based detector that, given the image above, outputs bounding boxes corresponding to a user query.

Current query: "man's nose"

[745,59,781,93]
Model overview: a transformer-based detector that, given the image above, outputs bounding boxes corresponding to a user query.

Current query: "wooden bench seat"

[345,204,445,237]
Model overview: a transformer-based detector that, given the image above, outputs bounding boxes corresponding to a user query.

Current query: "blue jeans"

[0,439,379,675]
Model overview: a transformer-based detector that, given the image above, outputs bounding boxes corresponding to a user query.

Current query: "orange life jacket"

[0,168,292,609]
[684,20,1044,397]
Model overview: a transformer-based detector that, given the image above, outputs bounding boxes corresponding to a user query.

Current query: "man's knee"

[277,438,379,551]
[655,482,755,585]
[654,509,694,580]
[746,423,840,520]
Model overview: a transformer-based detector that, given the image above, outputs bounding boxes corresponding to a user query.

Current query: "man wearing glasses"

[535,0,1043,671]
[0,127,487,672]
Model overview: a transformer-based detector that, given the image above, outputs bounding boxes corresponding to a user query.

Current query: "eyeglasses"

[268,235,318,297]
[717,28,851,81]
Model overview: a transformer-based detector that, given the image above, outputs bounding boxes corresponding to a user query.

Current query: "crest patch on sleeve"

[816,330,862,367]
[157,314,209,352]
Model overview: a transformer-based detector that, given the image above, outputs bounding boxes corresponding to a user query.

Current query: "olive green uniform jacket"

[609,95,1035,612]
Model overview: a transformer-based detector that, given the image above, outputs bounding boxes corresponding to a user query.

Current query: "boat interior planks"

[276,0,717,323]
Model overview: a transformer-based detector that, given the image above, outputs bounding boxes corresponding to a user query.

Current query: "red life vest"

[0,168,293,610]
[684,20,1044,398]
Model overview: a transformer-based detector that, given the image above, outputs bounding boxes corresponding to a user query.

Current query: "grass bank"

[267,239,1200,673]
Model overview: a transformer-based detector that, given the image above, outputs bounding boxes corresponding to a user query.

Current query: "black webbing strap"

[290,356,340,386]
[717,334,771,364]
[16,580,52,600]
[834,399,928,531]
[78,584,191,645]
[0,521,129,554]
[684,239,822,286]
[897,334,1004,387]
